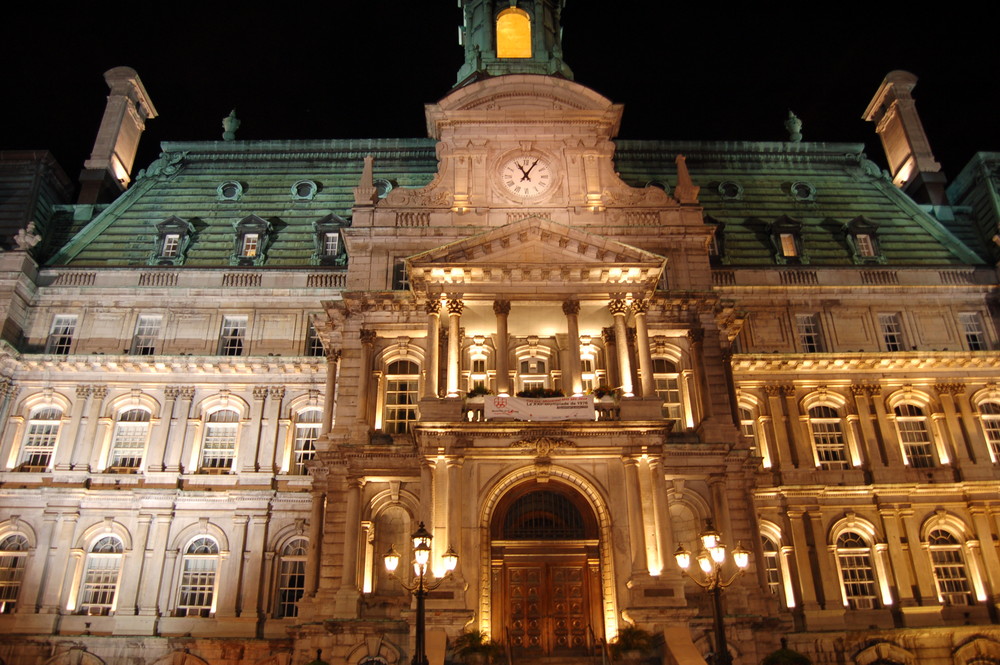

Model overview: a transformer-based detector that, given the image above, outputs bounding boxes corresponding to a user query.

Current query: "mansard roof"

[45,137,989,269]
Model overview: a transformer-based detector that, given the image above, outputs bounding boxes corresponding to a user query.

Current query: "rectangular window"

[19,408,61,471]
[856,233,876,257]
[959,312,987,351]
[392,260,409,291]
[323,232,339,256]
[241,233,259,257]
[79,554,122,615]
[895,404,934,468]
[384,378,419,433]
[306,324,325,357]
[795,314,823,353]
[177,558,217,617]
[46,315,77,355]
[131,315,161,355]
[161,234,180,258]
[878,313,905,352]
[292,412,321,475]
[219,316,247,356]
[779,233,798,257]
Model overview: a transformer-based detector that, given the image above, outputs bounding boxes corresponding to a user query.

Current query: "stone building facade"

[1,3,999,665]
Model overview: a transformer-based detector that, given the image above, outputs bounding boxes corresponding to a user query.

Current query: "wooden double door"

[494,548,601,657]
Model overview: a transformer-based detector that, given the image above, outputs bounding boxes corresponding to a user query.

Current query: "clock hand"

[523,159,539,178]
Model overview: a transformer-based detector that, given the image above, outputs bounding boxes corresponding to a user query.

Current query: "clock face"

[500,155,553,199]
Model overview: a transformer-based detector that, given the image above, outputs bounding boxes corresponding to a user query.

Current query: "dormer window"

[232,215,272,266]
[770,216,808,265]
[291,180,318,201]
[217,181,244,201]
[789,181,816,201]
[496,7,531,58]
[150,216,194,266]
[312,214,347,266]
[718,181,743,200]
[845,216,886,264]
[705,216,725,264]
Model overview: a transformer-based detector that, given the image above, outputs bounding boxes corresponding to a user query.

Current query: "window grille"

[293,410,321,474]
[836,531,878,609]
[980,402,1000,460]
[878,313,904,352]
[276,538,308,618]
[46,315,77,355]
[503,491,585,540]
[176,537,219,617]
[108,408,150,470]
[219,316,247,356]
[19,407,61,471]
[928,530,972,605]
[761,536,781,596]
[384,360,419,434]
[960,312,987,350]
[795,314,823,353]
[79,536,123,615]
[652,358,682,425]
[0,534,29,614]
[894,404,934,467]
[200,409,239,471]
[809,405,849,470]
[131,315,161,355]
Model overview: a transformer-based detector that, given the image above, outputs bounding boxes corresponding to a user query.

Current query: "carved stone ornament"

[13,221,41,251]
[511,436,576,457]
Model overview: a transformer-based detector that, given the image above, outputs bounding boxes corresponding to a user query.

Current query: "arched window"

[894,404,934,467]
[200,409,239,472]
[496,7,531,58]
[835,531,878,609]
[275,538,308,618]
[761,535,782,597]
[652,358,682,426]
[293,410,321,474]
[18,407,62,471]
[502,490,586,540]
[176,537,219,617]
[928,529,972,606]
[384,360,420,434]
[0,534,29,614]
[108,408,151,471]
[79,536,124,615]
[809,405,849,470]
[979,402,1000,461]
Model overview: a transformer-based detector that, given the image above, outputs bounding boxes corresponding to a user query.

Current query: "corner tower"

[456,0,573,86]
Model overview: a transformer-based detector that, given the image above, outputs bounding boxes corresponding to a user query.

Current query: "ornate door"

[504,557,591,656]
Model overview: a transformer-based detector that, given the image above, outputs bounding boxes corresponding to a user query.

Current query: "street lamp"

[383,522,459,665]
[674,520,750,665]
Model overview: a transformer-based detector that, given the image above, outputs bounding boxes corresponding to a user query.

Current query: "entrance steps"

[508,656,605,665]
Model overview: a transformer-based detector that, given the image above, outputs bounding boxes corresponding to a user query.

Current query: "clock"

[499,154,553,199]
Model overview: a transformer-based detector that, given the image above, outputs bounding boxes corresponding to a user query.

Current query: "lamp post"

[674,520,750,665]
[384,522,459,665]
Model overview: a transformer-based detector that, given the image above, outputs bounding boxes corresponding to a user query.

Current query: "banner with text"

[484,395,595,421]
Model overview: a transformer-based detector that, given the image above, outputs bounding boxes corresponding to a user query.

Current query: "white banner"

[484,395,595,421]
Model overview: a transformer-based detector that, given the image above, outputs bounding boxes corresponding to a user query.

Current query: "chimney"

[862,70,946,205]
[78,66,158,205]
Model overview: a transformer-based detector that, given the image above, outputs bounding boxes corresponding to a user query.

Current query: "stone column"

[708,476,733,541]
[40,510,80,612]
[494,300,511,396]
[116,513,151,615]
[19,512,58,612]
[609,300,634,396]
[145,387,178,472]
[424,300,442,399]
[936,383,972,467]
[971,507,1000,601]
[786,510,819,610]
[869,386,906,466]
[335,478,364,614]
[322,350,341,435]
[258,386,285,473]
[898,508,938,604]
[687,328,711,422]
[784,385,812,470]
[878,509,916,606]
[72,386,106,470]
[601,327,619,390]
[622,456,647,574]
[239,387,268,473]
[631,300,654,399]
[850,385,883,467]
[357,330,377,425]
[305,467,328,597]
[241,514,269,618]
[421,459,435,528]
[139,512,173,615]
[765,385,795,469]
[808,511,845,609]
[563,300,583,396]
[216,515,247,617]
[170,387,196,473]
[647,456,676,575]
[447,459,463,569]
[956,389,995,463]
[54,385,90,470]
[446,299,464,397]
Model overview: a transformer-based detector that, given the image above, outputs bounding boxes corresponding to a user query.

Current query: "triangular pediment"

[407,217,665,298]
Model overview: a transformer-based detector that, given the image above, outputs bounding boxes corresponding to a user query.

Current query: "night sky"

[2,4,997,186]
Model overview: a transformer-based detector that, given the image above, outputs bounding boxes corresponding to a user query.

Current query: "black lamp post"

[674,520,750,665]
[384,522,459,665]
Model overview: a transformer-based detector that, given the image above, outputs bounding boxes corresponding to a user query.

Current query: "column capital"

[562,300,580,316]
[425,299,442,315]
[631,299,650,315]
[76,385,92,399]
[608,299,630,316]
[493,299,511,316]
[686,328,704,343]
[179,386,196,401]
[601,326,615,344]
[447,299,465,315]
[164,386,181,400]
[269,386,286,400]
[360,329,377,346]
[865,385,882,396]
[92,385,108,400]
[327,348,342,361]
[764,385,784,397]
[849,384,868,396]
[935,382,966,396]
[253,386,269,401]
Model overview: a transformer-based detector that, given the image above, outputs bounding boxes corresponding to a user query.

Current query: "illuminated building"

[1,3,999,665]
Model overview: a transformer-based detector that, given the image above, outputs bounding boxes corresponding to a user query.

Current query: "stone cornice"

[731,352,1000,373]
[14,354,327,375]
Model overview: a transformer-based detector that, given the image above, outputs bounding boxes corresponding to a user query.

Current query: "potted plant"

[591,385,620,402]
[451,630,504,665]
[515,387,565,399]
[467,385,493,399]
[610,625,654,664]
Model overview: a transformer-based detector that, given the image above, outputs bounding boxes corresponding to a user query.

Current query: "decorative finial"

[13,221,41,251]
[222,109,240,141]
[785,110,802,143]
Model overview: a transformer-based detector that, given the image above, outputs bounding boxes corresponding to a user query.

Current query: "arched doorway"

[490,481,602,657]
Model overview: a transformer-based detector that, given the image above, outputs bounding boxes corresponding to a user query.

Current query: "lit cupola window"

[496,7,531,58]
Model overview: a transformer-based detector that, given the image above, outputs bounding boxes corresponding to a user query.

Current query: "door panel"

[505,560,589,656]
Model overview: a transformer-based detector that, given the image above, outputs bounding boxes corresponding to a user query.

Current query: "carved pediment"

[407,218,664,297]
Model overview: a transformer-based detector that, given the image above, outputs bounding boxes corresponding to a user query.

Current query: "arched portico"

[478,466,619,653]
